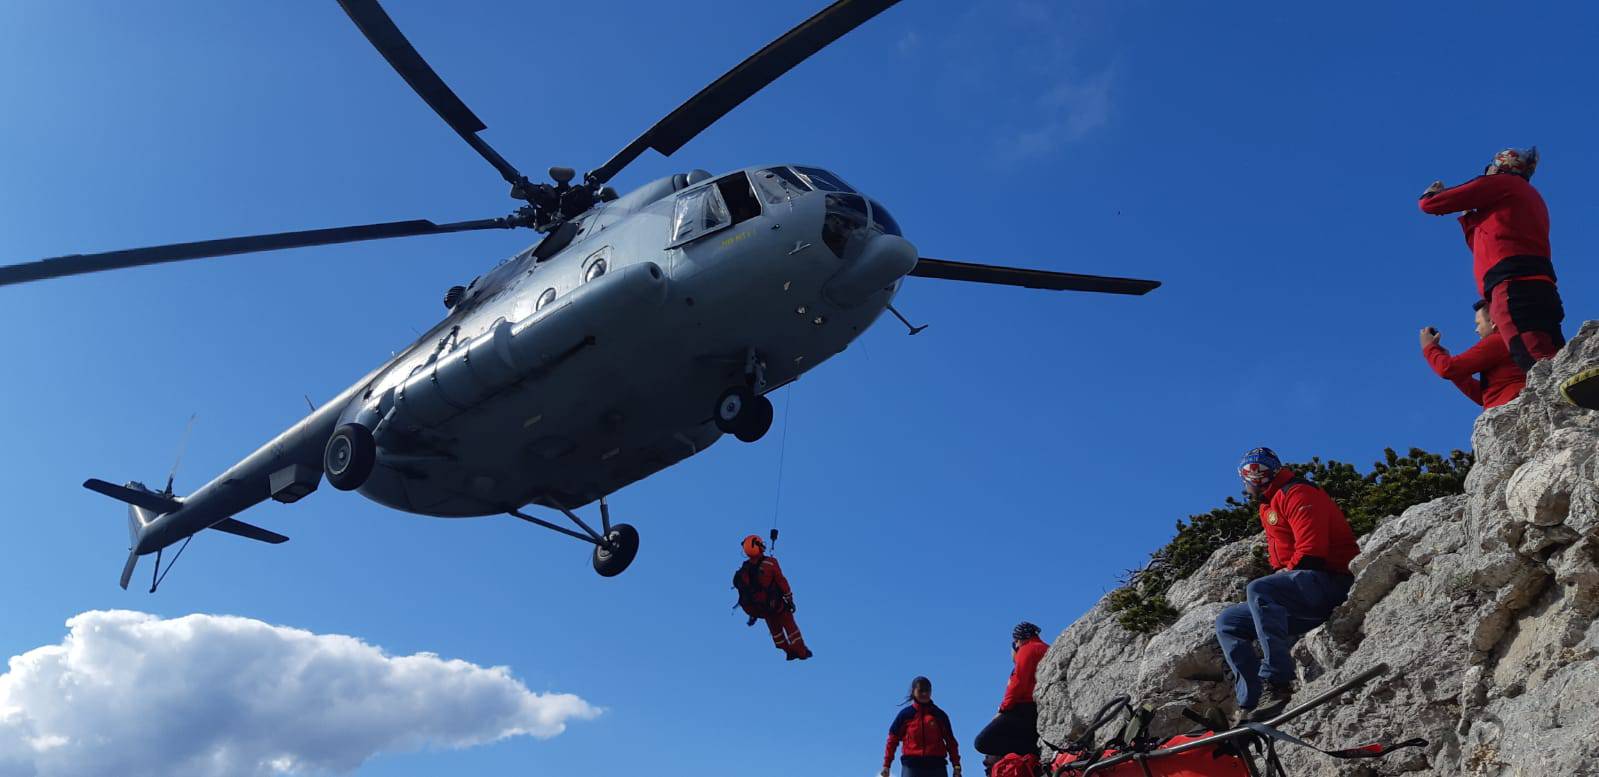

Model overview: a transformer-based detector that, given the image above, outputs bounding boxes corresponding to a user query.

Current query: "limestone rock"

[1036,322,1599,775]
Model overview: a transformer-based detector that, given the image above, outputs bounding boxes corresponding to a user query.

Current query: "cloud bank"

[0,611,599,777]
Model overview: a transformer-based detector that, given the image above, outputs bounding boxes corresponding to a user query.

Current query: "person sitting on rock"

[974,622,1048,767]
[882,676,962,777]
[1215,448,1359,722]
[733,534,812,661]
[1420,299,1527,410]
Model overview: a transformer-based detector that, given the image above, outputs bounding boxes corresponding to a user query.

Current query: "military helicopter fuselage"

[12,0,1159,588]
[132,165,910,551]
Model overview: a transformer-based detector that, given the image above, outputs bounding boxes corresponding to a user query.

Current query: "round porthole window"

[584,258,608,283]
[536,287,557,310]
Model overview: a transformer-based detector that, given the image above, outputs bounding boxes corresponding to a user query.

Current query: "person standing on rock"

[881,676,962,777]
[1420,299,1527,409]
[974,622,1048,767]
[1215,448,1359,722]
[1418,147,1568,372]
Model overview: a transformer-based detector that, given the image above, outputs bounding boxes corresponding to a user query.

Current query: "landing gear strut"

[508,496,639,577]
[713,348,775,442]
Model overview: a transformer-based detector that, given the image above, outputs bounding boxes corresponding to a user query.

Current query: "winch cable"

[768,385,795,552]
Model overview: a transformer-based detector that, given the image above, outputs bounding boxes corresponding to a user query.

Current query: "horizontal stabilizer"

[209,518,289,544]
[84,478,181,514]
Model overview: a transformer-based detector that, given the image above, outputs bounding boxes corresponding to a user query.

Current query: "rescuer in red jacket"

[881,676,962,777]
[1215,449,1359,722]
[1419,147,1565,371]
[1420,299,1527,409]
[974,622,1049,765]
[733,534,812,661]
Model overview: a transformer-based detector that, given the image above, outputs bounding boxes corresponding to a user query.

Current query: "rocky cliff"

[1035,322,1599,775]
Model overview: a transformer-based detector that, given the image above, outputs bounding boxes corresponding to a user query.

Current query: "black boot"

[1246,683,1294,722]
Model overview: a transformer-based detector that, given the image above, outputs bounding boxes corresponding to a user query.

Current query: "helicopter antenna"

[164,414,198,496]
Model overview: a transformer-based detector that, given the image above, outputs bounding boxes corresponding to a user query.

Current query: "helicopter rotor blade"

[909,258,1162,295]
[0,217,519,288]
[337,0,530,191]
[586,0,903,186]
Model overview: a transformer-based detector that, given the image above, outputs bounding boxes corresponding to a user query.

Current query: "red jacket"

[1423,337,1526,409]
[1419,174,1552,296]
[1000,637,1049,711]
[733,556,793,617]
[884,702,960,767]
[1259,469,1359,575]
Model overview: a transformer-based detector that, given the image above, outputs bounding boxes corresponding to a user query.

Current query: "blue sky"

[2,1,1597,775]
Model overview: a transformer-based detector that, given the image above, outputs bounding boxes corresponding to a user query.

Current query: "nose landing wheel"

[714,385,774,442]
[508,497,640,577]
[592,524,639,577]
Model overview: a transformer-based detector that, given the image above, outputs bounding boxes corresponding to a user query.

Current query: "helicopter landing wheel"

[713,386,773,442]
[324,423,376,491]
[592,523,639,577]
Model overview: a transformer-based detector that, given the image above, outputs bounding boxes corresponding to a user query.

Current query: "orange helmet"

[742,534,766,558]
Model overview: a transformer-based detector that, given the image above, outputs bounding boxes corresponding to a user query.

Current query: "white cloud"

[999,67,1115,163]
[0,611,600,777]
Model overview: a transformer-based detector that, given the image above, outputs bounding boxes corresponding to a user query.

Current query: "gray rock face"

[1035,322,1599,775]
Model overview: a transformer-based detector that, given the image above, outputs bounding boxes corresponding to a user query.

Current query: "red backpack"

[992,753,1041,777]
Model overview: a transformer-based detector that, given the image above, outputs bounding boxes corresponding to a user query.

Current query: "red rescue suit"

[1420,175,1564,368]
[884,701,961,770]
[734,555,810,658]
[1000,637,1049,711]
[1423,336,1526,409]
[1259,469,1359,574]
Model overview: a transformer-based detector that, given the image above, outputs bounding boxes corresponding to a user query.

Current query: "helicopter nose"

[822,233,918,308]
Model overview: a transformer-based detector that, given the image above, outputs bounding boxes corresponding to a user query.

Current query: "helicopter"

[1,0,1159,591]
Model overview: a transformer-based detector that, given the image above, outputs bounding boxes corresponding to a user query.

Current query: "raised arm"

[1420,175,1511,215]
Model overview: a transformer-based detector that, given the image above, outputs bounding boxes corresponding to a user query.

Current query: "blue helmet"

[1238,447,1282,489]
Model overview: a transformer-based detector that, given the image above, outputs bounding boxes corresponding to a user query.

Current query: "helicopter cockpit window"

[752,167,811,204]
[868,199,903,237]
[670,185,732,244]
[715,172,762,224]
[822,193,870,258]
[794,166,856,193]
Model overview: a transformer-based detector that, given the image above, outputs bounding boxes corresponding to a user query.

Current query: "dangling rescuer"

[733,534,812,661]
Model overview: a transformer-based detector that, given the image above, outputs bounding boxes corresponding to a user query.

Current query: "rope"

[770,385,795,533]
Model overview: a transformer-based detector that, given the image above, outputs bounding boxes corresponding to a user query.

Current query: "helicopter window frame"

[752,167,810,205]
[583,246,611,283]
[668,183,733,246]
[793,166,856,193]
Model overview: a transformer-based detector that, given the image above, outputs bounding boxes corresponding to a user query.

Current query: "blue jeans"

[1214,570,1351,708]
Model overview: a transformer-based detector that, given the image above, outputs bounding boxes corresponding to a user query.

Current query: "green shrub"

[1107,448,1473,634]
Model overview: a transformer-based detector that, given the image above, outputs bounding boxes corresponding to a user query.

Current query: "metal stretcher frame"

[1064,663,1390,776]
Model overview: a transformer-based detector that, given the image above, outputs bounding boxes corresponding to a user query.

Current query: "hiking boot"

[1246,684,1294,722]
[785,651,799,661]
[1561,367,1599,410]
[796,648,813,660]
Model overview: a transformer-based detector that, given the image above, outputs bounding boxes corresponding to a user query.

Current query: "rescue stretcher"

[1046,663,1427,777]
